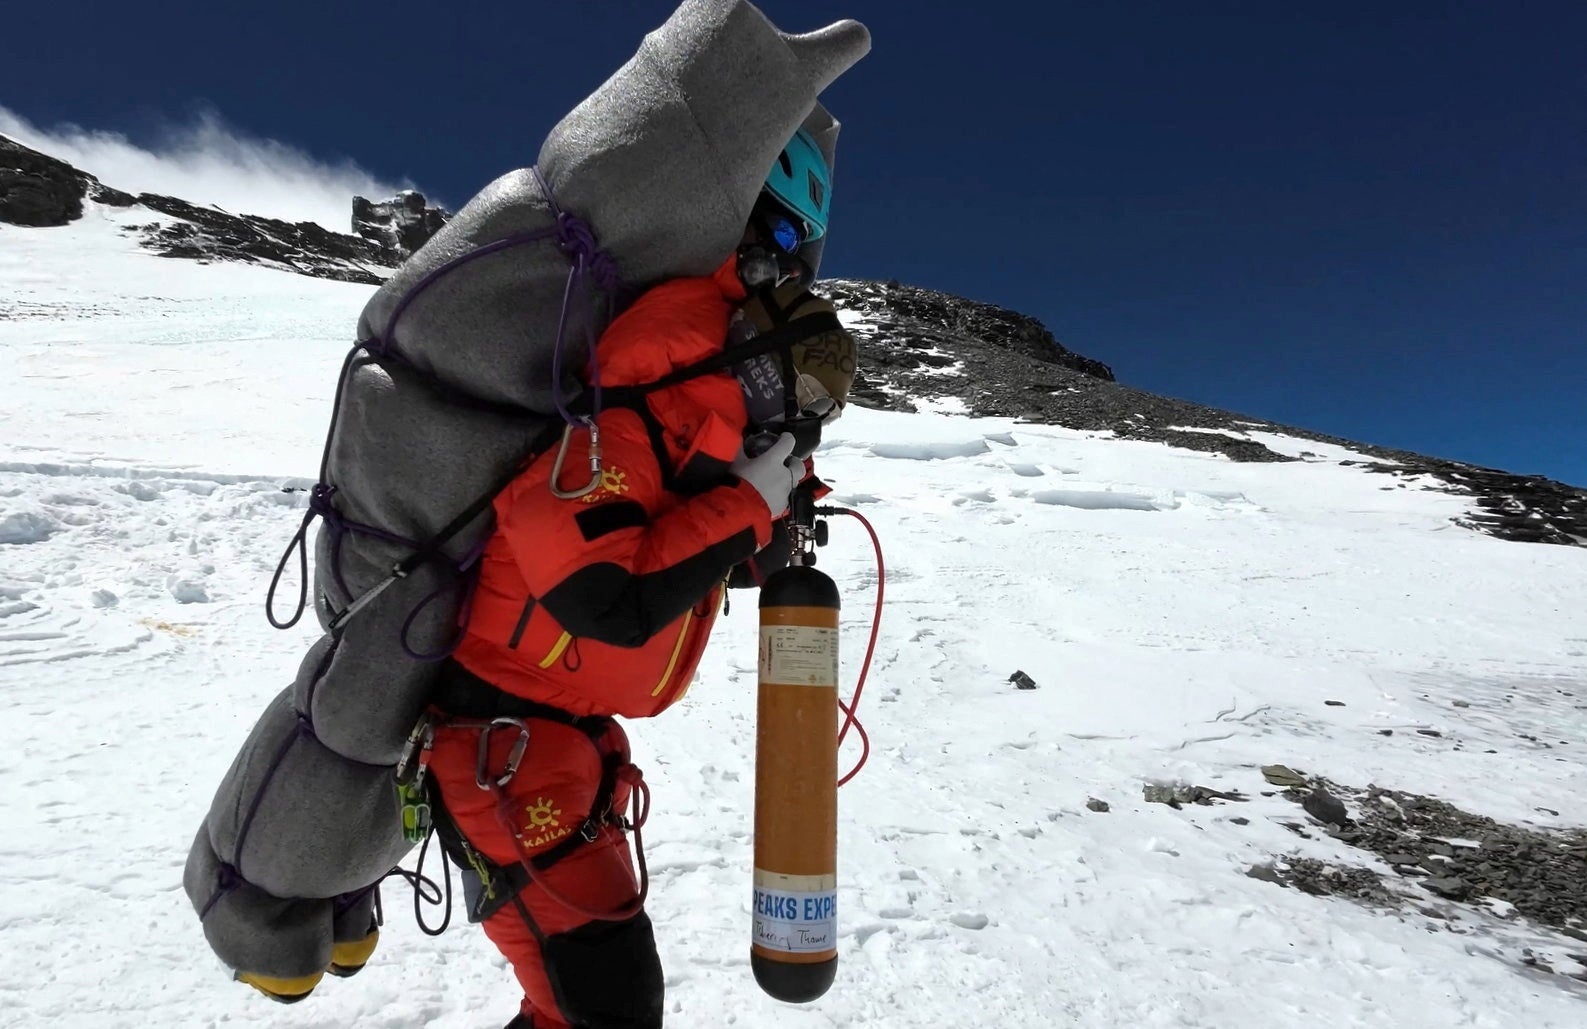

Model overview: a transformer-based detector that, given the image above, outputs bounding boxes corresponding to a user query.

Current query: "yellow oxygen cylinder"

[751,559,840,1002]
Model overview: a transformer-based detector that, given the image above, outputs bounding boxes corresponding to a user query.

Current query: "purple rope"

[397,534,491,662]
[312,486,422,551]
[308,485,425,602]
[215,712,310,910]
[199,863,244,919]
[532,166,616,427]
[299,634,340,726]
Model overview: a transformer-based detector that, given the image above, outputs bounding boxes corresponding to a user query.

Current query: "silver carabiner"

[475,717,532,791]
[395,714,434,787]
[549,419,604,500]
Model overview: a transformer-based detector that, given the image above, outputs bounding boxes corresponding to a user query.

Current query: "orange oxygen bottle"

[751,547,840,1002]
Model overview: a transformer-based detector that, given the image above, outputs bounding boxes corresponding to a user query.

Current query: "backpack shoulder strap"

[604,309,844,405]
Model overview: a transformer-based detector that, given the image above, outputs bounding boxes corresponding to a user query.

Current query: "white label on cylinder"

[759,625,838,686]
[752,870,838,954]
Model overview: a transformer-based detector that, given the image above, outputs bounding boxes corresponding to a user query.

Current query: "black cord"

[381,828,453,937]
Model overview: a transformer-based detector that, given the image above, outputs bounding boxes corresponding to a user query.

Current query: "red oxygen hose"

[820,507,884,787]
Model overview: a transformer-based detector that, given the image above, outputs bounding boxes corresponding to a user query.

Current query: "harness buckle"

[475,717,531,791]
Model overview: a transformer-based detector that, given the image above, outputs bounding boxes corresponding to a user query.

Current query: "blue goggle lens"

[769,215,804,254]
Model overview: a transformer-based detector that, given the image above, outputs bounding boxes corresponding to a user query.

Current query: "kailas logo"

[580,466,631,504]
[807,171,825,213]
[526,797,561,828]
[521,796,572,851]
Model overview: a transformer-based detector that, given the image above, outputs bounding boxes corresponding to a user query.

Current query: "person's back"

[453,259,770,720]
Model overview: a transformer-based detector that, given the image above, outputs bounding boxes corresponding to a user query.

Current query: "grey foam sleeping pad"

[185,0,869,981]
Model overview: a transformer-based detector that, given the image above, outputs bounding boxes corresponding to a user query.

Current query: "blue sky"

[5,1,1583,485]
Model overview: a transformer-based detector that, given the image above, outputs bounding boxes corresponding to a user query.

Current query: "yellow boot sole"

[327,927,380,978]
[236,968,325,1004]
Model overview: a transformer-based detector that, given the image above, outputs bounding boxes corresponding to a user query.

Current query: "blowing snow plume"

[0,104,414,232]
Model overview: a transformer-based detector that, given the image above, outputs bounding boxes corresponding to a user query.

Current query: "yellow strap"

[650,611,694,697]
[538,632,573,669]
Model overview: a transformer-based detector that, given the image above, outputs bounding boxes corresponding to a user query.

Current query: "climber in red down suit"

[420,131,858,1029]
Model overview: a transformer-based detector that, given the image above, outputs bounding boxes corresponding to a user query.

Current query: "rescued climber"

[415,129,858,1029]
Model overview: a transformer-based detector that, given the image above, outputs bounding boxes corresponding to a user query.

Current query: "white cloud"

[0,103,419,233]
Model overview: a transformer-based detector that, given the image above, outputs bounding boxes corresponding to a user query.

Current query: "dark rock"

[1422,876,1469,899]
[1325,700,1346,707]
[1302,787,1350,826]
[352,191,451,257]
[1378,729,1394,736]
[0,136,90,226]
[1085,798,1110,813]
[1230,817,1250,826]
[1261,764,1308,788]
[1265,776,1587,938]
[1275,858,1394,904]
[1417,729,1444,738]
[134,193,399,284]
[1008,670,1038,691]
[1144,783,1245,807]
[90,182,136,207]
[1246,863,1285,885]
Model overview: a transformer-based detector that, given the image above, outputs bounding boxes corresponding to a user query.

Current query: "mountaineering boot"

[235,969,325,1004]
[327,920,380,978]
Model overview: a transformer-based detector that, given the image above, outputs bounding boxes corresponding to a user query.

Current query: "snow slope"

[3,210,1586,1028]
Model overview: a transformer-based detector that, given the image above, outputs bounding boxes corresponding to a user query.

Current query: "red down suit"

[427,258,776,1028]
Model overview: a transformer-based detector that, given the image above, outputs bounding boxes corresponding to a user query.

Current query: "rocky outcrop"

[1351,459,1587,547]
[134,193,397,284]
[352,191,450,257]
[824,276,1587,546]
[0,136,400,284]
[823,278,1294,460]
[0,138,87,226]
[0,136,134,226]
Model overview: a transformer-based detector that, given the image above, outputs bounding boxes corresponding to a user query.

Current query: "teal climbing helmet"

[762,128,831,242]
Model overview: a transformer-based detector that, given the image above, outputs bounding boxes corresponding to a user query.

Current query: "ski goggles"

[754,193,809,255]
[766,212,806,254]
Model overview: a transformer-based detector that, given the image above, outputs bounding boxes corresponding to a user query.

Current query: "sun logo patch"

[580,466,631,504]
[526,797,561,828]
[520,796,574,851]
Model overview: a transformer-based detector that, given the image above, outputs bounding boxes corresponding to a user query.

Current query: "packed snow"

[3,209,1586,1027]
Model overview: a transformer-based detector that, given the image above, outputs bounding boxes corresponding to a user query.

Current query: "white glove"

[731,432,802,517]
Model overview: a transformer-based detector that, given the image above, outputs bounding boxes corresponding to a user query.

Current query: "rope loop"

[554,211,620,293]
